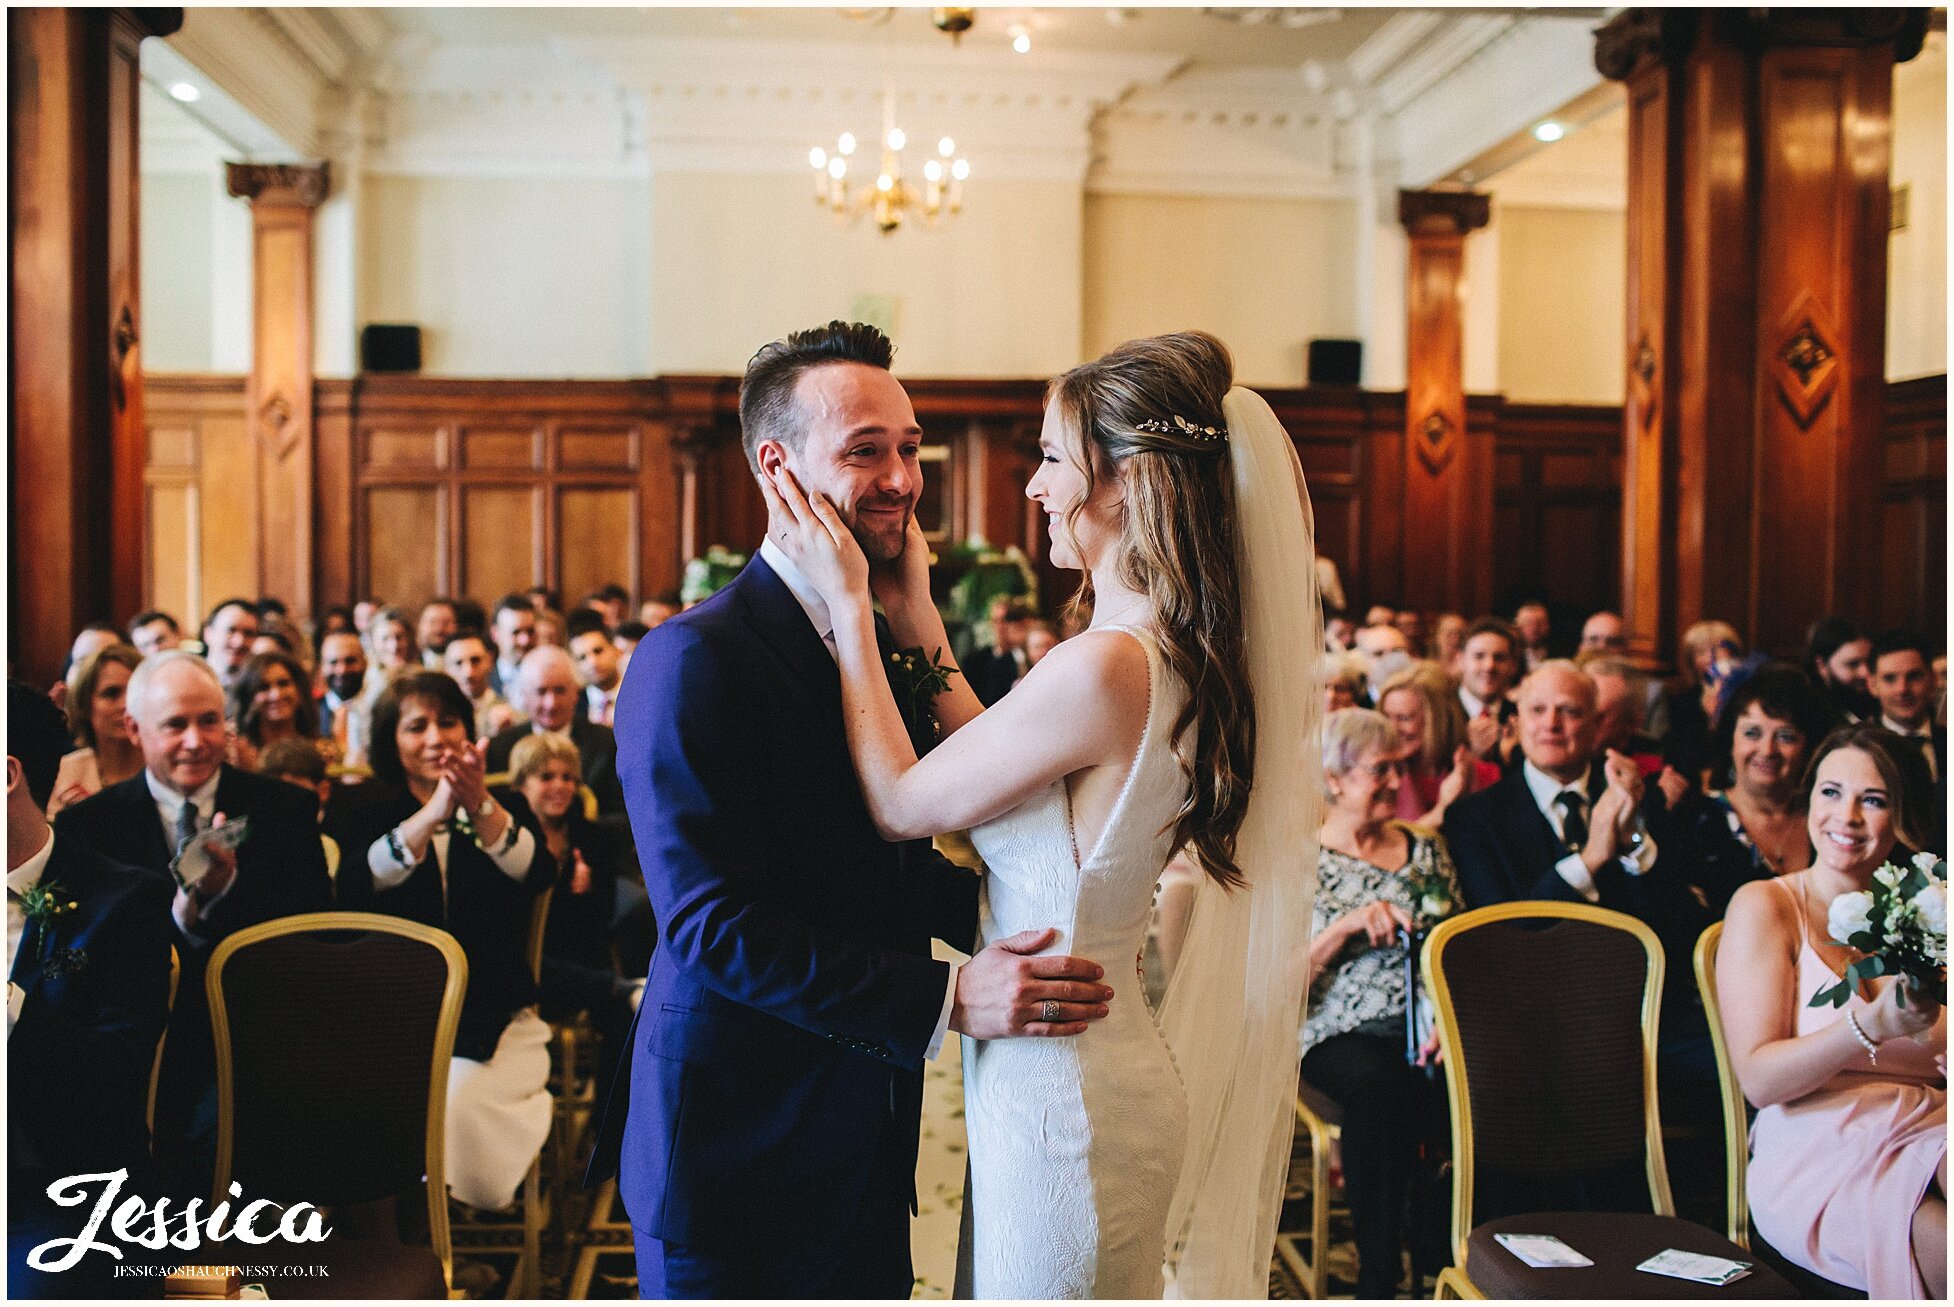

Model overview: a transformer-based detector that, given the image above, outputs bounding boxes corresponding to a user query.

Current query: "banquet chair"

[1424,903,1794,1299]
[206,912,466,1298]
[1694,924,1867,1299]
[147,945,178,1141]
[448,888,555,1299]
[1274,1080,1345,1299]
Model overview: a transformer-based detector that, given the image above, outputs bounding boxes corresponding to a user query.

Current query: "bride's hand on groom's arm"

[760,462,869,612]
[950,927,1115,1040]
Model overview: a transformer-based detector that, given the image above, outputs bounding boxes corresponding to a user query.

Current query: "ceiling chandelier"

[809,95,970,234]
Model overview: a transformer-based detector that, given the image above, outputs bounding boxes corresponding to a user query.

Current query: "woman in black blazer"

[328,669,556,1212]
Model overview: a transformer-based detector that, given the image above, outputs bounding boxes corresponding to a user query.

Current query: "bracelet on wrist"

[386,826,409,868]
[1844,1011,1880,1064]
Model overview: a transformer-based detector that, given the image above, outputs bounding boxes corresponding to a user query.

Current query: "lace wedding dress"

[961,623,1190,1299]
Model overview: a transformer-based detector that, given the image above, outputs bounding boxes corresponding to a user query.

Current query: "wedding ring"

[1041,1000,1061,1023]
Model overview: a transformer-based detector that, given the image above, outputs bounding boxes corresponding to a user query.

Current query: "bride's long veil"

[1159,387,1321,1298]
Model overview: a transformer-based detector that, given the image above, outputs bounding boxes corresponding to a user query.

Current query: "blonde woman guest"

[1665,619,1745,783]
[1376,663,1483,828]
[1718,726,1946,1298]
[1429,613,1467,674]
[1322,651,1367,714]
[1304,708,1458,1300]
[47,643,145,817]
[228,651,327,770]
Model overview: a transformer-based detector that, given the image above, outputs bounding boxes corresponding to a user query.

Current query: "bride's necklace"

[1090,597,1151,630]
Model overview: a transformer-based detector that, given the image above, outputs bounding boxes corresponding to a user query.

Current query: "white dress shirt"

[147,770,236,941]
[368,807,537,903]
[1521,759,1658,903]
[1882,715,1938,782]
[760,537,958,1059]
[7,828,56,1031]
[585,683,620,727]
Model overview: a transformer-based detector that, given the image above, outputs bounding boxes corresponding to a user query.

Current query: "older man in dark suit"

[8,682,173,1298]
[486,646,625,816]
[54,651,331,1196]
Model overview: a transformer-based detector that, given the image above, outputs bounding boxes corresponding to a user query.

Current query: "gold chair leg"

[1434,1266,1483,1300]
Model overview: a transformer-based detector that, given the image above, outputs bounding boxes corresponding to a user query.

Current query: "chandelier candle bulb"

[887,127,905,151]
[938,137,955,157]
[924,159,943,182]
[951,158,970,181]
[837,132,856,156]
[809,147,827,170]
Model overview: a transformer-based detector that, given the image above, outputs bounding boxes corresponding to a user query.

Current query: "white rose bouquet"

[1812,852,1948,1010]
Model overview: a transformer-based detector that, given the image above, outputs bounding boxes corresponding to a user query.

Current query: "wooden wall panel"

[559,487,637,606]
[198,409,259,609]
[1876,374,1948,637]
[145,480,193,628]
[460,486,539,602]
[365,486,444,609]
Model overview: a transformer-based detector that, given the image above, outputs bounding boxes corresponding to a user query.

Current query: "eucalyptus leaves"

[887,645,958,739]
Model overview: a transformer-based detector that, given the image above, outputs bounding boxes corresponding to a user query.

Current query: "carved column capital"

[1398,189,1490,239]
[1594,8,1697,81]
[225,161,331,208]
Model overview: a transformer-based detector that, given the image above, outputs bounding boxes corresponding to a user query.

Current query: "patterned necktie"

[1554,790,1588,856]
[175,799,200,854]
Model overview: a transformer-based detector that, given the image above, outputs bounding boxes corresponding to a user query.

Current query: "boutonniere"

[17,881,78,960]
[887,646,958,740]
[39,946,89,981]
[1404,862,1457,929]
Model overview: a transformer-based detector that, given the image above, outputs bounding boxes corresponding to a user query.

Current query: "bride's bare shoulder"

[1021,627,1151,699]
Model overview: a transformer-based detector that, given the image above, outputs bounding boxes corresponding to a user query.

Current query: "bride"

[760,331,1320,1298]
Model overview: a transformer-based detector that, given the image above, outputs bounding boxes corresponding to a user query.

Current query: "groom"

[589,320,1117,1298]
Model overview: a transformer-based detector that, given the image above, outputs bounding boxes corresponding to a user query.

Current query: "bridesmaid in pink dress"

[1718,726,1947,1298]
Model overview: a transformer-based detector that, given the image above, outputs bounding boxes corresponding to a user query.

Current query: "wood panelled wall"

[142,373,1944,649]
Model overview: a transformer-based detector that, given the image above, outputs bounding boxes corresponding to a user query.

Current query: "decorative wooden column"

[1599,9,1928,659]
[10,7,180,685]
[227,162,329,619]
[1398,189,1493,616]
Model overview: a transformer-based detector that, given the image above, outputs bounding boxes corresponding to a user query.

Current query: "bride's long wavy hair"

[1048,331,1253,890]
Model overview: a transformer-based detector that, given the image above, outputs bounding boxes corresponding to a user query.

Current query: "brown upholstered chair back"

[207,912,467,1210]
[1425,902,1673,1257]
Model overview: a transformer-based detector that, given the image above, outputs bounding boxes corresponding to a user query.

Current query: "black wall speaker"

[1307,338,1362,386]
[360,324,422,374]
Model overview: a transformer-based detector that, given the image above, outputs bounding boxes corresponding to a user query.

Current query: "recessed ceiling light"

[1533,120,1564,143]
[169,82,201,103]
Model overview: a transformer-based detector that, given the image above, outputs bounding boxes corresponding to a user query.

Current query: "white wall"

[1888,32,1947,381]
[358,174,652,378]
[141,173,218,373]
[648,172,1084,378]
[1081,193,1358,388]
[1494,204,1626,404]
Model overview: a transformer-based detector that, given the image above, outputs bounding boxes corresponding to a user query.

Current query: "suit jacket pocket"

[648,1002,810,1071]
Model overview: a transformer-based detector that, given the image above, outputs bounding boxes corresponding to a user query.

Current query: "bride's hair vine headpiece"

[1133,413,1228,446]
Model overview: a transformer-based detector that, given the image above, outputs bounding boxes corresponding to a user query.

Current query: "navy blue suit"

[8,835,173,1298]
[586,555,979,1298]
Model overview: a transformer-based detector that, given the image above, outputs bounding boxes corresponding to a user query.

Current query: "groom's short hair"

[739,320,896,475]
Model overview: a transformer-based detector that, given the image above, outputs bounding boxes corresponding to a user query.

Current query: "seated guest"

[1514,602,1551,671]
[47,643,145,817]
[964,598,1034,706]
[1324,610,1357,653]
[328,671,555,1211]
[248,620,296,662]
[128,609,183,658]
[7,684,173,1300]
[1457,618,1521,767]
[534,607,568,649]
[417,598,460,669]
[353,596,384,637]
[1717,726,1946,1298]
[1657,667,1835,917]
[506,734,636,1088]
[1376,663,1481,828]
[613,619,650,672]
[489,594,539,695]
[1321,652,1367,714]
[1354,622,1410,662]
[227,650,328,771]
[1807,616,1875,724]
[1579,610,1629,655]
[363,605,419,691]
[1663,619,1745,784]
[1363,604,1396,629]
[1428,612,1466,672]
[524,585,561,617]
[258,738,339,883]
[318,631,373,769]
[639,590,681,630]
[567,611,624,727]
[200,598,260,694]
[444,632,519,740]
[1024,621,1059,669]
[1392,609,1427,655]
[487,647,627,818]
[1581,655,1668,775]
[1304,708,1457,1300]
[1871,630,1945,852]
[53,651,332,1195]
[64,623,123,680]
[313,603,356,646]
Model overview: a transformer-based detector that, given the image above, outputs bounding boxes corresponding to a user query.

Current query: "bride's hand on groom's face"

[868,513,932,621]
[759,462,869,609]
[949,926,1116,1041]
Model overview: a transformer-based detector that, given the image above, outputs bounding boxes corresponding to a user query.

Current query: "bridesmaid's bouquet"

[1811,853,1948,1010]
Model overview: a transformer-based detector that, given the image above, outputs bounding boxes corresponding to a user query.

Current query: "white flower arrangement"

[1813,853,1949,1010]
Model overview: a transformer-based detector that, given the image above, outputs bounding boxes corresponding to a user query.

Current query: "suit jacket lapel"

[735,554,842,706]
[118,775,172,872]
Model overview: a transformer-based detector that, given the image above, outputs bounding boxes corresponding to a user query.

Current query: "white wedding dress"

[961,623,1190,1299]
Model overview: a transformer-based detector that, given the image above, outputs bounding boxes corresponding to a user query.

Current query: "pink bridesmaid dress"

[1746,879,1947,1298]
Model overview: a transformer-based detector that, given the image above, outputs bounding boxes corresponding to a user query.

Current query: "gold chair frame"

[1422,902,1672,1300]
[1274,1088,1344,1299]
[147,945,179,1142]
[1694,922,1752,1248]
[206,911,469,1294]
